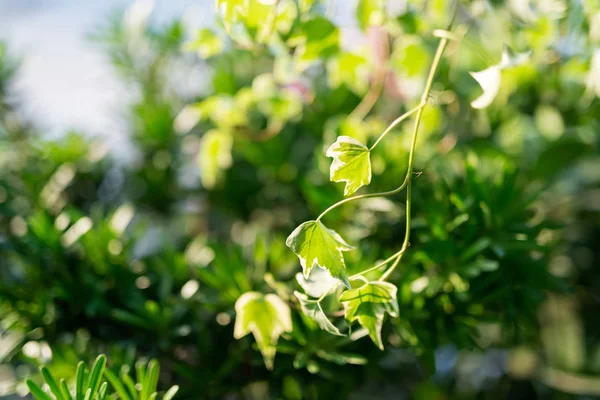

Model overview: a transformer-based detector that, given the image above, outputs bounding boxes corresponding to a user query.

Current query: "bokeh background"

[1,0,599,399]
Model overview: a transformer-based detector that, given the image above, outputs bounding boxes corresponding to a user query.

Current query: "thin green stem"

[349,248,406,279]
[369,104,425,151]
[379,251,403,281]
[315,178,408,222]
[315,104,427,222]
[377,0,459,281]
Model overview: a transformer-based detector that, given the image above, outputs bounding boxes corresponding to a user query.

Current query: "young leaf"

[97,382,108,400]
[234,292,293,370]
[104,368,131,400]
[326,136,372,196]
[163,386,179,400]
[86,354,106,399]
[470,45,530,109]
[339,281,399,350]
[75,362,86,400]
[294,291,344,336]
[286,220,354,286]
[60,379,73,400]
[26,380,52,400]
[40,366,66,400]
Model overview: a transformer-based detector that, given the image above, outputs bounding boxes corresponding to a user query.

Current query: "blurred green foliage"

[1,0,600,399]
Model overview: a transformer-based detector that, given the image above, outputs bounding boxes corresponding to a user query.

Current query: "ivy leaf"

[234,292,292,370]
[294,291,344,336]
[286,220,354,287]
[339,281,399,350]
[326,136,372,196]
[470,45,530,109]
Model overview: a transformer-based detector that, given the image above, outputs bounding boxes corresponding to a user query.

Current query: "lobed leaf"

[339,281,399,350]
[326,136,372,196]
[234,292,293,370]
[294,291,344,336]
[286,220,354,286]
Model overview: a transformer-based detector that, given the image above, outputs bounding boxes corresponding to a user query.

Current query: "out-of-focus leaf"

[356,0,385,31]
[288,16,339,67]
[183,28,224,58]
[327,52,369,94]
[234,292,292,370]
[470,46,530,109]
[198,129,233,189]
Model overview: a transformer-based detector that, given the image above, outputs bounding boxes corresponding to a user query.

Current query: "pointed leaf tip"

[286,220,354,283]
[326,136,372,196]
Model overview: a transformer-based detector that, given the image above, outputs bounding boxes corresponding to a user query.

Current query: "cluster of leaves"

[0,0,599,399]
[27,355,178,400]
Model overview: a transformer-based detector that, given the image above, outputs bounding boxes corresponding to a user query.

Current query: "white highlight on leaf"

[470,45,531,109]
[470,66,502,110]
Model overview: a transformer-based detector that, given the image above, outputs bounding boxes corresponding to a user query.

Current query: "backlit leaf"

[470,45,530,109]
[286,221,354,286]
[339,281,398,350]
[326,136,371,196]
[198,129,233,189]
[294,291,344,336]
[234,292,292,370]
[183,28,224,58]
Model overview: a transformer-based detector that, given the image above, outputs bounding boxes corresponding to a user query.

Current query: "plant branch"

[378,0,459,281]
[315,104,425,222]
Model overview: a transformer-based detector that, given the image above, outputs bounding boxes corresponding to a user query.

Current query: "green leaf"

[339,281,399,350]
[183,28,224,58]
[294,291,344,336]
[198,129,233,189]
[286,220,354,286]
[163,386,179,400]
[234,292,293,370]
[60,380,73,400]
[326,136,371,196]
[86,354,106,399]
[327,52,369,94]
[104,368,131,400]
[356,0,385,31]
[216,0,244,31]
[97,382,108,400]
[470,45,530,109]
[26,380,52,400]
[288,17,339,67]
[141,360,159,400]
[41,366,66,400]
[75,362,86,400]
